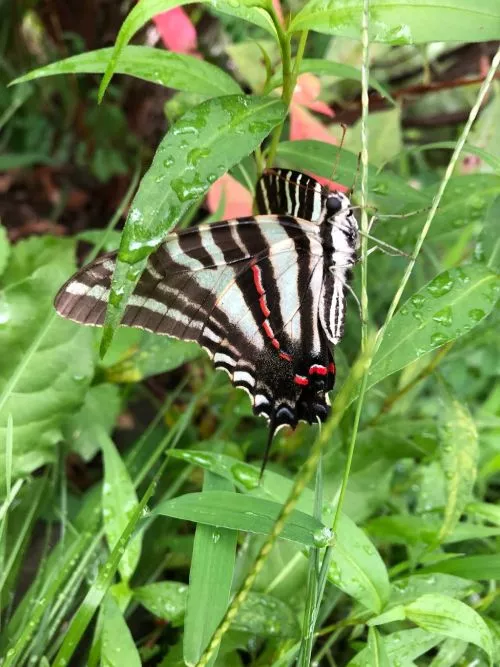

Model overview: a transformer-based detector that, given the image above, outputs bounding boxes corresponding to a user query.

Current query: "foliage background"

[1,1,500,665]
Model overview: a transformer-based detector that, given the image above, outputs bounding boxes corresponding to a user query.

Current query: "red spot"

[294,375,309,386]
[251,264,265,296]
[328,362,336,374]
[309,364,327,376]
[259,296,270,317]
[262,320,274,339]
[271,339,280,349]
[279,352,293,362]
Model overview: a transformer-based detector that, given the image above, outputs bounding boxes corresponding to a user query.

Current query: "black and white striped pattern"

[55,169,358,434]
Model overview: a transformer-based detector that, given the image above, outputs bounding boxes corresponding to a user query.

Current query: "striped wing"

[256,168,356,346]
[56,215,335,429]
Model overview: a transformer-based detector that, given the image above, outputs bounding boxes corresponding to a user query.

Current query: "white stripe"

[255,394,269,408]
[203,328,221,344]
[312,182,322,221]
[259,179,270,213]
[294,173,302,216]
[285,171,293,214]
[127,296,202,331]
[146,261,164,281]
[66,283,108,300]
[102,259,115,272]
[234,370,255,387]
[214,352,235,367]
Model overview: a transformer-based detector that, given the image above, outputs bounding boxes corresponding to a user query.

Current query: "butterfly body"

[55,169,358,434]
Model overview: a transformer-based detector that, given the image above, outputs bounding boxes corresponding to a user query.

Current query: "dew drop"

[428,271,454,297]
[430,332,448,346]
[468,308,485,323]
[231,463,259,490]
[432,306,452,327]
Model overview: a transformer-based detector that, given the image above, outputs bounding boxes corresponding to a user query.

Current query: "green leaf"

[134,581,187,625]
[405,594,493,659]
[152,490,329,547]
[184,472,237,667]
[270,58,393,101]
[12,46,241,96]
[290,0,500,43]
[438,398,478,541]
[101,434,142,581]
[478,195,500,272]
[102,94,285,353]
[101,594,141,667]
[0,237,94,490]
[0,223,9,278]
[367,627,391,666]
[428,638,468,667]
[369,264,500,390]
[344,107,402,167]
[466,501,500,525]
[420,555,500,581]
[104,334,200,383]
[389,574,476,608]
[168,450,390,612]
[276,139,427,208]
[349,628,443,666]
[64,384,121,461]
[98,0,276,99]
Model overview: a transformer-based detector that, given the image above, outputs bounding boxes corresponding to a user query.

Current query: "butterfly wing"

[56,215,334,428]
[256,168,327,222]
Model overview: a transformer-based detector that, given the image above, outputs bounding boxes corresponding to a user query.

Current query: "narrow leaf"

[101,594,141,667]
[349,628,443,665]
[291,0,500,43]
[152,490,329,547]
[429,638,468,667]
[420,555,500,581]
[405,594,493,659]
[369,264,500,389]
[12,46,241,96]
[102,94,285,353]
[98,0,276,99]
[184,472,237,666]
[367,627,390,666]
[101,434,142,581]
[438,398,478,541]
[478,195,500,272]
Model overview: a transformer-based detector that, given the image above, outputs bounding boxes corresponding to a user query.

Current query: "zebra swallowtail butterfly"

[55,169,359,441]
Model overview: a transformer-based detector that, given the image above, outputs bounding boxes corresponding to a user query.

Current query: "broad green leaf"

[276,139,427,208]
[104,334,200,383]
[101,434,142,581]
[98,0,276,99]
[344,107,402,167]
[168,450,390,612]
[134,583,298,638]
[64,384,121,461]
[381,174,500,247]
[102,94,285,353]
[466,501,500,525]
[184,472,237,667]
[0,223,9,278]
[399,142,500,173]
[270,58,393,101]
[12,46,241,97]
[405,594,493,659]
[134,581,187,625]
[0,237,94,490]
[349,628,443,666]
[389,573,476,608]
[438,398,478,541]
[101,594,141,667]
[369,264,500,389]
[429,638,468,667]
[420,555,500,581]
[367,627,390,666]
[477,195,500,272]
[290,0,500,44]
[152,490,329,547]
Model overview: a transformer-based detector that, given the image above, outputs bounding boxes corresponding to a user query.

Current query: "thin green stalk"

[195,347,371,667]
[297,453,323,666]
[314,0,372,623]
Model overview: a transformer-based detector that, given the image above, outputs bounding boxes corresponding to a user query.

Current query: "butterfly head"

[324,191,359,249]
[325,191,351,216]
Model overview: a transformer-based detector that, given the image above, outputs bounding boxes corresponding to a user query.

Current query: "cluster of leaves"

[1,0,500,665]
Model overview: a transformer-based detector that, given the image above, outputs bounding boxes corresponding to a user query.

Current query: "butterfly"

[55,168,359,451]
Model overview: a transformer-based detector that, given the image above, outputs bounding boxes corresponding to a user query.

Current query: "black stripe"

[177,228,215,269]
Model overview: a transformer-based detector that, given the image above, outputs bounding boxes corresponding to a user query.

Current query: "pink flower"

[206,173,253,219]
[152,7,197,54]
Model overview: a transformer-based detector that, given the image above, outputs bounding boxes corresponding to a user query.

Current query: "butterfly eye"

[326,196,342,214]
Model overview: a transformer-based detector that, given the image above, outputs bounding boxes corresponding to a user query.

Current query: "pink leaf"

[207,174,253,219]
[153,7,197,54]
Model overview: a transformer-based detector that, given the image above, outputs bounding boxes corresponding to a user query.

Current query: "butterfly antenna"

[259,414,277,481]
[330,123,348,183]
